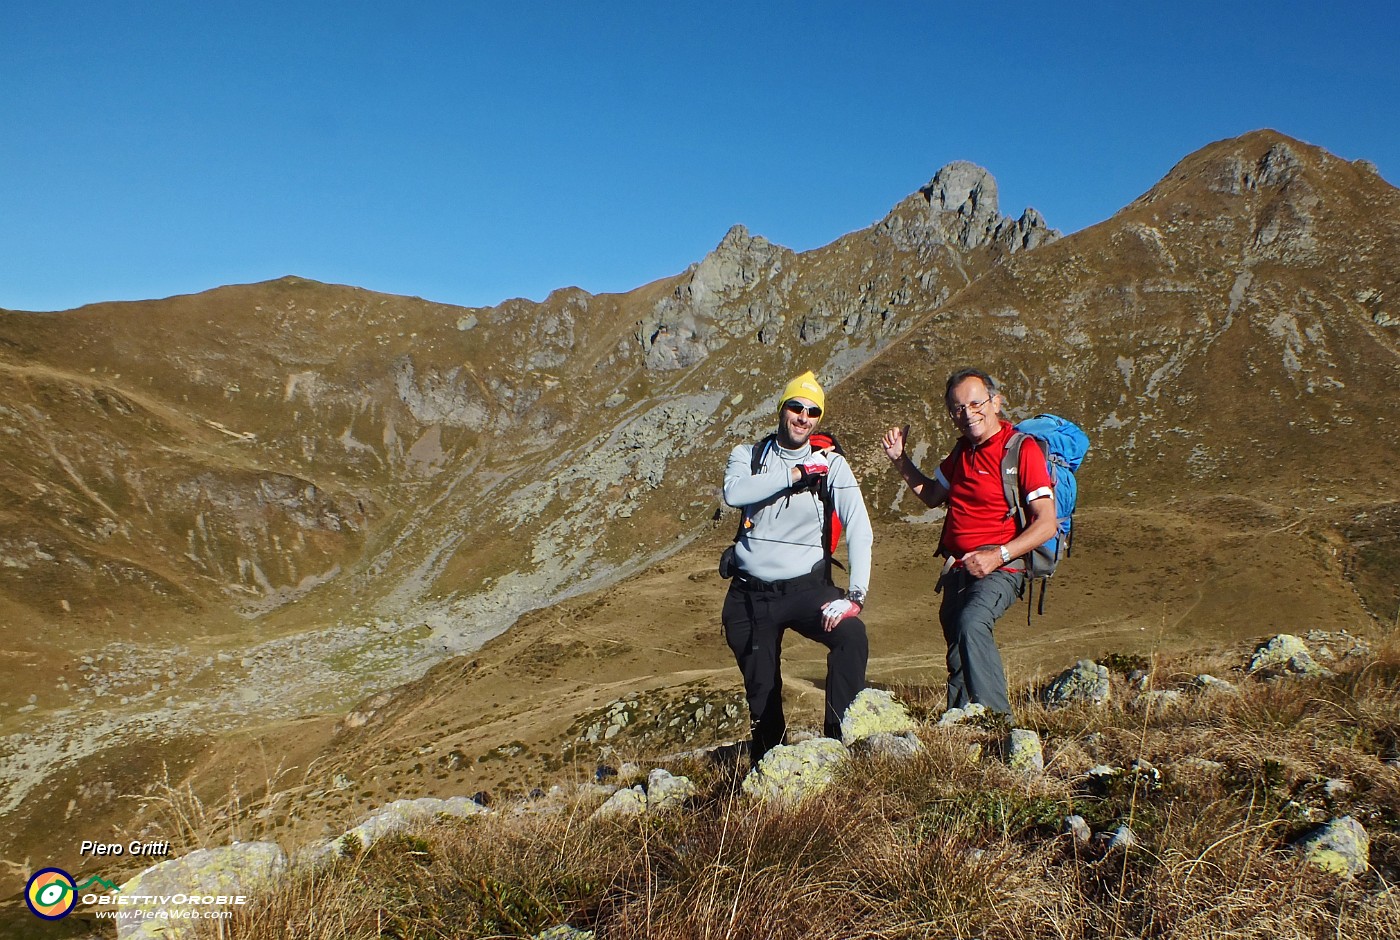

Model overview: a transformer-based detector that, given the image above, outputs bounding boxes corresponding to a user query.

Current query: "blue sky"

[4,2,1397,313]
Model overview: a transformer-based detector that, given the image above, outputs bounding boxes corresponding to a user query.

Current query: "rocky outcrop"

[1249,634,1333,678]
[637,225,797,370]
[1208,141,1306,196]
[393,356,493,431]
[881,161,1060,254]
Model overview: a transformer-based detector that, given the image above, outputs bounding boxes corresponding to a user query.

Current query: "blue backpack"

[1000,414,1090,616]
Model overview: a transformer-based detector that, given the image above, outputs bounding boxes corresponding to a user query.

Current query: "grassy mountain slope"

[1,130,1397,898]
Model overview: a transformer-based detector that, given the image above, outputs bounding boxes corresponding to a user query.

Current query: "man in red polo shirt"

[882,368,1057,716]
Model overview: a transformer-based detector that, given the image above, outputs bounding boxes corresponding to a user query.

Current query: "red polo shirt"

[935,422,1054,558]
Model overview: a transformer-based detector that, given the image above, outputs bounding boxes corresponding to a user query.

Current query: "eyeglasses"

[947,397,991,418]
[783,400,822,419]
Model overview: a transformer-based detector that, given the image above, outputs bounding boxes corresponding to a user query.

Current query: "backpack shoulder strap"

[815,455,847,581]
[1001,431,1029,530]
[751,433,776,473]
[732,434,778,543]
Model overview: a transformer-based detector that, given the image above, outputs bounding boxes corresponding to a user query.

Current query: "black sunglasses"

[784,399,822,418]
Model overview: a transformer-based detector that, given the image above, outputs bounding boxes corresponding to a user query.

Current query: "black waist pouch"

[718,545,738,579]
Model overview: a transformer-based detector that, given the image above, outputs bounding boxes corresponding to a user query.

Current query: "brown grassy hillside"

[1,130,1397,900]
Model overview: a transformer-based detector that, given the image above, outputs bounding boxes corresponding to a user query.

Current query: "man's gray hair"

[944,367,999,405]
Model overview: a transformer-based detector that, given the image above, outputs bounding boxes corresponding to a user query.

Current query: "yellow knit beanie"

[778,370,826,415]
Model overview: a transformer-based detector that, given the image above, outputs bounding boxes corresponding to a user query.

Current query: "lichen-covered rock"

[1194,674,1239,694]
[858,731,923,757]
[117,842,285,939]
[533,926,595,940]
[301,796,489,867]
[1297,816,1369,876]
[1135,689,1183,711]
[1249,634,1333,678]
[936,703,989,727]
[841,688,917,742]
[342,796,487,848]
[593,785,647,819]
[742,737,849,805]
[1045,660,1111,707]
[646,769,697,812]
[841,689,920,756]
[1006,728,1044,774]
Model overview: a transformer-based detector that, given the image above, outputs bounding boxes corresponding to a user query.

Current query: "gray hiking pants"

[939,567,1022,716]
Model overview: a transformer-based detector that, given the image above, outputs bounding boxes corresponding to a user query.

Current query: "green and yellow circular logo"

[25,868,78,920]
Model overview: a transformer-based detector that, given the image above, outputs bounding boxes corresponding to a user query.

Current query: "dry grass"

[197,638,1399,939]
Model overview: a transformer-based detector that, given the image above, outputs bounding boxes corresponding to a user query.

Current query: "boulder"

[1248,635,1333,678]
[1297,816,1369,876]
[742,737,849,805]
[116,842,285,939]
[1006,728,1045,774]
[841,688,921,756]
[842,688,917,740]
[646,769,698,813]
[858,732,923,758]
[593,785,647,819]
[1045,660,1111,707]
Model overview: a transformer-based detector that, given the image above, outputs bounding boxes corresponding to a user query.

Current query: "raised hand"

[882,425,910,462]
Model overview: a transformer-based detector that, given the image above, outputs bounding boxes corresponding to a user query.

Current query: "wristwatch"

[998,545,1012,564]
[845,588,866,607]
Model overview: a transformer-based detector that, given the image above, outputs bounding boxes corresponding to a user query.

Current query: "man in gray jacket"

[722,370,874,765]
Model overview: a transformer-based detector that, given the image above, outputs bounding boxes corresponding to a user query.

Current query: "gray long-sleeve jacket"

[722,438,873,598]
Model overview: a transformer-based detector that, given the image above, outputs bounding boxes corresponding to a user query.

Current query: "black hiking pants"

[722,571,868,765]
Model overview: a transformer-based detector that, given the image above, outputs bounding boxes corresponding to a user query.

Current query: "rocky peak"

[636,224,797,370]
[922,160,1002,241]
[689,224,793,309]
[880,161,1059,253]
